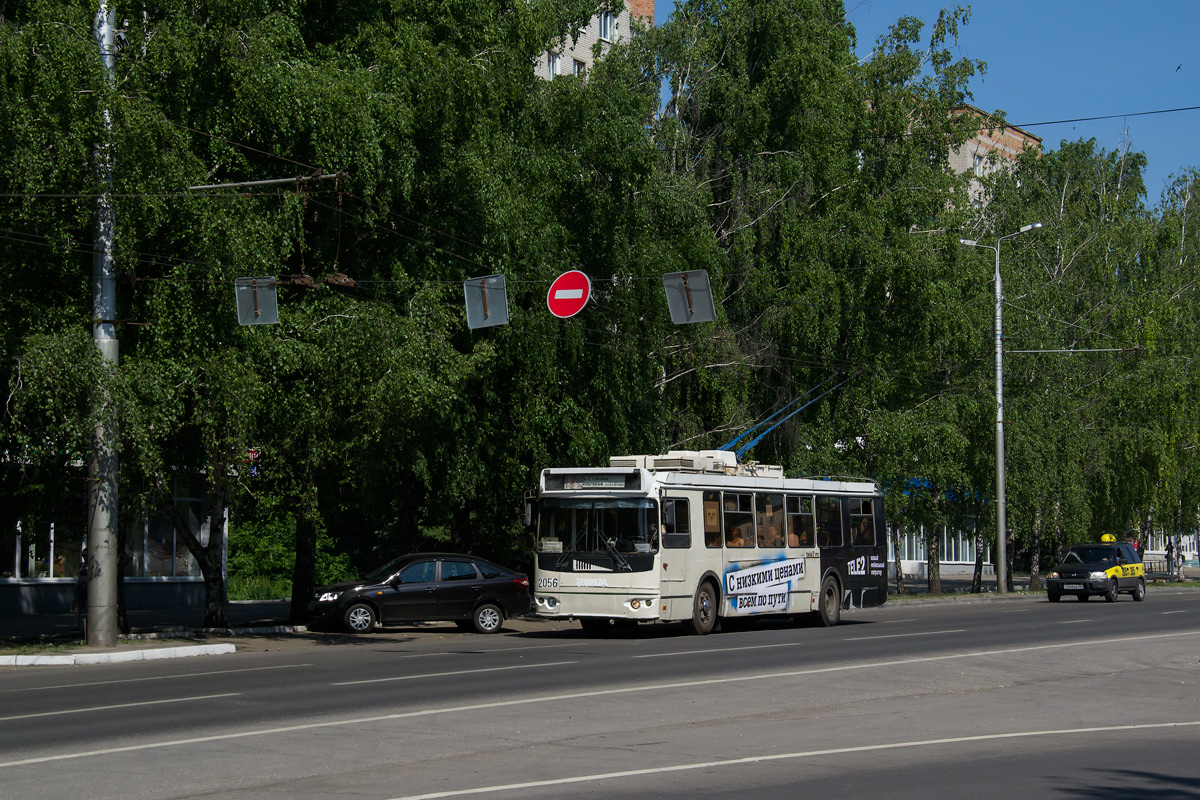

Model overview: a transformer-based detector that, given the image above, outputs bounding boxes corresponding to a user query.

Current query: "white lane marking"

[1059,620,1092,624]
[842,629,966,641]
[3,663,312,694]
[1161,610,1188,615]
[1002,609,1032,613]
[633,643,799,659]
[332,661,576,686]
[387,720,1200,799]
[387,640,643,660]
[553,289,583,300]
[2,629,1198,769]
[880,618,919,624]
[0,693,240,722]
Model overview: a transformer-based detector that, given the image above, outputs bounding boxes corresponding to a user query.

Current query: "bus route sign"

[546,270,592,318]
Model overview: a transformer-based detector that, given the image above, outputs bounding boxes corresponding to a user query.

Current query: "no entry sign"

[546,270,592,318]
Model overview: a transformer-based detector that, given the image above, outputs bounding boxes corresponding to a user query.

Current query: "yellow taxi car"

[1046,534,1145,603]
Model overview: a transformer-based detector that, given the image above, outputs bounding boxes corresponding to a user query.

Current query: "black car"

[309,553,531,634]
[1045,537,1146,603]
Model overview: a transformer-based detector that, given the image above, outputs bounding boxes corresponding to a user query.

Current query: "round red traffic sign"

[546,270,592,318]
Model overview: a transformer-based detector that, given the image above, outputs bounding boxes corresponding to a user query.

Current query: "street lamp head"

[959,238,977,246]
[1019,222,1043,233]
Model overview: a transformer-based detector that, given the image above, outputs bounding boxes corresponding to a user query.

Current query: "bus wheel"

[816,576,841,627]
[687,582,717,635]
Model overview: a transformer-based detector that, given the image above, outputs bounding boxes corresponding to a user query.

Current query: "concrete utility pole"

[87,2,119,647]
[961,223,1042,596]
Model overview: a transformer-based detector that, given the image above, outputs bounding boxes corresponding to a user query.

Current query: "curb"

[0,643,236,667]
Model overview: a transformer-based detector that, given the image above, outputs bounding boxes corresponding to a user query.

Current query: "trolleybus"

[528,450,887,633]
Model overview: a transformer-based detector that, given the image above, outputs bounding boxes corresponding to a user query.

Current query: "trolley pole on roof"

[87,1,119,647]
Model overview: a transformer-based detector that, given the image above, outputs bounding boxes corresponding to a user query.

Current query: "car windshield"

[1063,547,1115,565]
[361,557,413,584]
[536,497,658,555]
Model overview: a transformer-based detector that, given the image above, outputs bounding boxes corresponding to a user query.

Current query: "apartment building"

[949,104,1042,206]
[535,0,654,80]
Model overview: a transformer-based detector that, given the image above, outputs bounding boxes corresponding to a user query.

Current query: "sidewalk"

[0,600,298,666]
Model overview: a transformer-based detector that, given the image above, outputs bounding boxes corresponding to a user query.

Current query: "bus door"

[660,497,692,618]
[816,495,847,608]
[785,494,819,611]
[846,497,886,607]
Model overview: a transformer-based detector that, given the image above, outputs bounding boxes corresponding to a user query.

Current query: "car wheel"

[1047,591,1061,603]
[344,603,377,634]
[686,581,717,635]
[1132,578,1146,602]
[1104,579,1118,603]
[472,603,503,634]
[817,575,841,627]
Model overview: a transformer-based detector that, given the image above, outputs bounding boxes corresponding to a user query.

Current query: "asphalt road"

[2,588,1198,799]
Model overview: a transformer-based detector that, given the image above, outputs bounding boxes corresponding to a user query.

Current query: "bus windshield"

[537,498,658,555]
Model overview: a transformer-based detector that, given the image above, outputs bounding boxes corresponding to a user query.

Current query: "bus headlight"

[631,599,641,609]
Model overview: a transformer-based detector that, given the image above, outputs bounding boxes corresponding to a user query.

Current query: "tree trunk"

[1006,530,1015,592]
[289,480,319,625]
[970,523,983,593]
[201,491,228,628]
[156,477,229,629]
[892,524,905,596]
[927,526,941,594]
[450,505,472,552]
[116,515,129,634]
[1028,504,1043,591]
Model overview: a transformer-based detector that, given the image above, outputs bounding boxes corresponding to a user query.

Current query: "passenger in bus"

[726,526,748,547]
[760,524,783,548]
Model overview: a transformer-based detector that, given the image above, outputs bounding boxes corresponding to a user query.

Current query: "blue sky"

[650,0,1199,207]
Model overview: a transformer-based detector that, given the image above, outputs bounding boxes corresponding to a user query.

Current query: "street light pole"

[961,223,1041,595]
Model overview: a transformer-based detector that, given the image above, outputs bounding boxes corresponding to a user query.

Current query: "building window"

[573,59,586,78]
[599,11,615,42]
[547,51,559,79]
[972,152,985,177]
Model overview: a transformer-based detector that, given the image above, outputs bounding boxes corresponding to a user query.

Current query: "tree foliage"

[2,0,1198,619]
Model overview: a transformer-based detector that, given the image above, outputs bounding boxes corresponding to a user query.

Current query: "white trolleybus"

[529,450,887,633]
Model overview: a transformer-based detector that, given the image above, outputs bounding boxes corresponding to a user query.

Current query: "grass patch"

[0,637,85,655]
[227,574,291,602]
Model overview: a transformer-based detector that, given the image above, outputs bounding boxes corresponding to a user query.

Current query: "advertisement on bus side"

[725,557,805,613]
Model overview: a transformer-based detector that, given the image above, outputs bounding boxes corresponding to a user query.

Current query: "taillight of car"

[514,577,530,589]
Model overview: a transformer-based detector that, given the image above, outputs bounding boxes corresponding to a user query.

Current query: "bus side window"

[724,492,754,548]
[703,492,722,548]
[663,498,691,549]
[786,495,814,547]
[849,498,875,546]
[817,496,842,548]
[756,493,785,547]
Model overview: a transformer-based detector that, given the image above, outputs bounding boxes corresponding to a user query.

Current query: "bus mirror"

[523,489,537,527]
